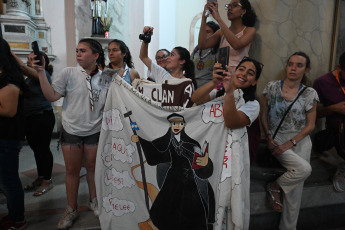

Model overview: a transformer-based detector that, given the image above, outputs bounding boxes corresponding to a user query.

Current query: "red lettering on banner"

[112,143,129,157]
[113,177,123,186]
[224,156,229,168]
[209,103,224,118]
[112,203,130,211]
[105,154,113,163]
[106,171,112,180]
[105,116,113,126]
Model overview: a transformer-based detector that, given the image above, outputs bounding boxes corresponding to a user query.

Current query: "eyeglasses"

[225,2,242,10]
[156,54,169,60]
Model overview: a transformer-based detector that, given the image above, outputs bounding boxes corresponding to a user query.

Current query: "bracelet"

[290,139,297,146]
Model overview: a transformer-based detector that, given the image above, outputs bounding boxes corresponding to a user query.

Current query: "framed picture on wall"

[330,0,345,70]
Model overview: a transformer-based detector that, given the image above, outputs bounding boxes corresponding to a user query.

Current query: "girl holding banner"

[192,57,263,229]
[139,26,197,89]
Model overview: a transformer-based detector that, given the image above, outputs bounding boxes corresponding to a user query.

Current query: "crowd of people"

[0,0,344,229]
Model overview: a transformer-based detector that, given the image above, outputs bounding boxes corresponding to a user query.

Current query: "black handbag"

[313,128,337,152]
[314,118,345,154]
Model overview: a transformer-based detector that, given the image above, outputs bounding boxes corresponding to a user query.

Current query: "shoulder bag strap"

[272,86,308,139]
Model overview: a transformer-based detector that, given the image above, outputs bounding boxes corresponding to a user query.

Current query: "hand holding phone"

[31,41,42,66]
[217,46,230,76]
[205,0,216,17]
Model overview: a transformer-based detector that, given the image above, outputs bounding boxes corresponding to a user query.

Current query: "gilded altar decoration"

[90,0,108,35]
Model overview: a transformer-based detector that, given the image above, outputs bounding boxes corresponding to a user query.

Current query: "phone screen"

[31,41,42,66]
[217,46,230,73]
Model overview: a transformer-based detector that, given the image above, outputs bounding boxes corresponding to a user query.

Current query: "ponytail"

[240,0,257,27]
[174,46,197,88]
[184,59,197,88]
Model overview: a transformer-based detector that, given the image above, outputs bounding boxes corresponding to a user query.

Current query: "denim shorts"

[60,127,100,146]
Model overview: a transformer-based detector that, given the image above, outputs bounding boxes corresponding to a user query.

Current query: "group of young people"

[0,0,342,230]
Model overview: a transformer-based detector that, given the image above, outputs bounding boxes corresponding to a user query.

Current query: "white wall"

[42,1,67,78]
[128,0,145,77]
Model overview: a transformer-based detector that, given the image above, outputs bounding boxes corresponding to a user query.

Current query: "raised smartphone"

[217,46,230,75]
[205,0,216,17]
[31,41,42,66]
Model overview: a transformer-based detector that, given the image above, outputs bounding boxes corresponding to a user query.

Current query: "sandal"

[266,183,283,212]
[33,179,53,196]
[24,177,43,191]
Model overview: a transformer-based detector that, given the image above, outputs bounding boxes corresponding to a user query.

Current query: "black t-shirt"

[0,72,25,140]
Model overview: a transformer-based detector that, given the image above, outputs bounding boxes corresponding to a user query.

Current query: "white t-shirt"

[150,62,175,83]
[52,66,108,136]
[209,89,259,126]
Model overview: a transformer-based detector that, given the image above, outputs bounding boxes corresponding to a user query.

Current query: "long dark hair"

[40,51,54,76]
[287,51,311,86]
[108,39,135,69]
[239,0,257,27]
[237,57,263,102]
[192,21,220,59]
[79,38,105,69]
[216,57,263,102]
[174,46,197,88]
[0,38,25,90]
[206,21,220,54]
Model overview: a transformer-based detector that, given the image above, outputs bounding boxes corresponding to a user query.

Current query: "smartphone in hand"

[217,46,229,75]
[205,0,216,17]
[31,41,42,66]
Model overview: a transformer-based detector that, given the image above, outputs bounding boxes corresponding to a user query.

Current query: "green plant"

[101,17,112,32]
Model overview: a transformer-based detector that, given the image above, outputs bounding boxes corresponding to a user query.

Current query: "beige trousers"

[274,132,312,230]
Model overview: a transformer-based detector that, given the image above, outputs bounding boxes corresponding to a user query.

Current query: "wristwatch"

[290,139,297,146]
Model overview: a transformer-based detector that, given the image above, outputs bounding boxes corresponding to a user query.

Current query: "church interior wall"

[0,0,341,90]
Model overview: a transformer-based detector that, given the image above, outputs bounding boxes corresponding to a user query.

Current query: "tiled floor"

[1,139,345,230]
[0,139,101,230]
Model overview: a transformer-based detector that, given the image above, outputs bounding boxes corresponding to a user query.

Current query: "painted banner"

[133,78,194,109]
[95,76,250,230]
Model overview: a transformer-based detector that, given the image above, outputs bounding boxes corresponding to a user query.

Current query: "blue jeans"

[0,139,25,222]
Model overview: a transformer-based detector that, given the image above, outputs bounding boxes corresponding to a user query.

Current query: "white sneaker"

[333,162,345,192]
[89,197,99,217]
[57,206,79,229]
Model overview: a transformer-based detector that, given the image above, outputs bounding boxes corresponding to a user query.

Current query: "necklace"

[199,49,212,60]
[197,49,212,70]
